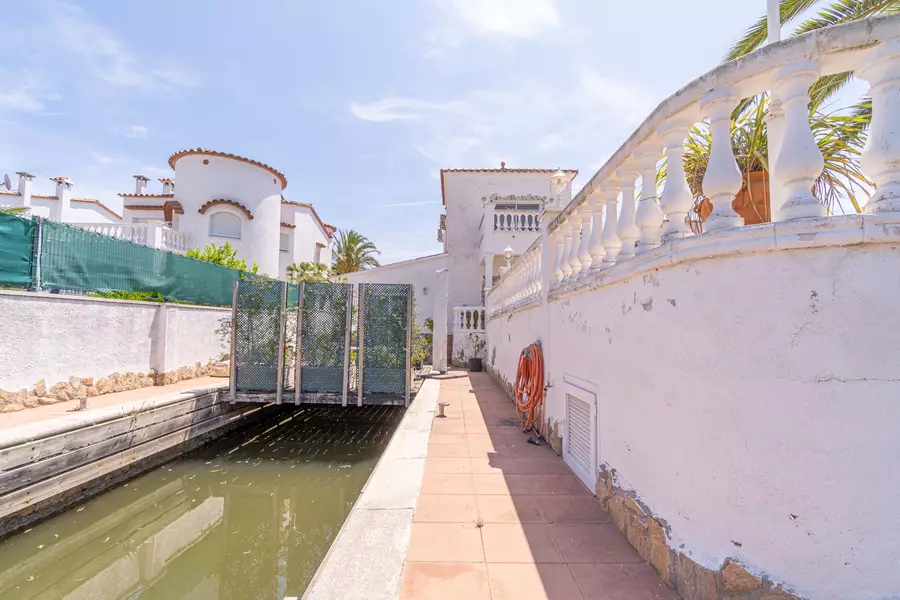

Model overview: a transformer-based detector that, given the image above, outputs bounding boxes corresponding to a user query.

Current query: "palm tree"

[286,261,330,283]
[0,206,29,215]
[726,1,899,111]
[331,229,381,275]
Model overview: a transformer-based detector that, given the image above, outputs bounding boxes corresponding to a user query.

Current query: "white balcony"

[69,221,190,253]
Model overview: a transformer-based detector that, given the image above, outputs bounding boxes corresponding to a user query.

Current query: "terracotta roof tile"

[280,222,296,229]
[31,194,57,199]
[439,167,577,205]
[118,193,175,199]
[169,148,287,189]
[198,198,254,220]
[0,190,18,196]
[281,198,334,239]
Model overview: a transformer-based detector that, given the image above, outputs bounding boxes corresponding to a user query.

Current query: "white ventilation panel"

[563,375,598,492]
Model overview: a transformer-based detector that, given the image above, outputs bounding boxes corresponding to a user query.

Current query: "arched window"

[209,211,242,239]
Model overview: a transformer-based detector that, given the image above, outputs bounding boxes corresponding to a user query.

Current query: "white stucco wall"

[173,154,283,276]
[0,292,229,392]
[486,241,900,600]
[444,171,571,323]
[340,253,448,324]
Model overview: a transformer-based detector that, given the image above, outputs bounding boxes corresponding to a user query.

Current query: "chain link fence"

[299,282,350,394]
[233,278,285,392]
[362,283,411,396]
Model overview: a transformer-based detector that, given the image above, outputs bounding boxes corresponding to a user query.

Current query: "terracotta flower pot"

[695,170,771,226]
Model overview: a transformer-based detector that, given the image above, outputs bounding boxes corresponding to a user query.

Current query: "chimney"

[15,172,35,207]
[159,177,175,195]
[133,174,150,195]
[50,176,72,221]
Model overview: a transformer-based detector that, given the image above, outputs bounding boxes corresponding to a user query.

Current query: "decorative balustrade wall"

[493,210,541,232]
[482,16,900,600]
[70,222,190,253]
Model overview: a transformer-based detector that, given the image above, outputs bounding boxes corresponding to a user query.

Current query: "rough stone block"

[675,553,717,600]
[608,494,628,534]
[38,397,58,406]
[625,495,647,517]
[649,517,670,585]
[95,377,110,394]
[761,586,801,600]
[2,403,25,413]
[50,383,71,402]
[24,395,40,408]
[85,385,99,397]
[722,559,761,593]
[625,512,650,562]
[33,379,46,397]
[68,376,84,393]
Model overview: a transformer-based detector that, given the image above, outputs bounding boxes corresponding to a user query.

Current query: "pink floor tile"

[549,523,644,564]
[487,563,585,600]
[534,495,611,524]
[421,473,476,495]
[399,562,492,600]
[407,523,485,562]
[481,523,564,563]
[477,494,546,523]
[568,563,677,600]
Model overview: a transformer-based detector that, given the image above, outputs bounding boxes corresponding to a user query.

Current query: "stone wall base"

[596,467,803,600]
[0,360,230,413]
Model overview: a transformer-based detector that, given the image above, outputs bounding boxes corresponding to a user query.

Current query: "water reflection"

[0,404,403,600]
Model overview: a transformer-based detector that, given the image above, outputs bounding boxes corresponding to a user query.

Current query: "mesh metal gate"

[299,282,352,395]
[232,278,286,393]
[230,280,411,406]
[360,283,412,398]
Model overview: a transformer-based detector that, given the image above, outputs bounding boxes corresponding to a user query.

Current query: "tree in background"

[286,261,330,283]
[186,241,259,273]
[331,229,380,275]
[0,206,29,215]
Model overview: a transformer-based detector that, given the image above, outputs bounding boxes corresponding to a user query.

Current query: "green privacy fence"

[0,214,253,306]
[0,213,36,287]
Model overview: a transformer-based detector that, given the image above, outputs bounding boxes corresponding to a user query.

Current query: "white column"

[566,213,583,281]
[586,185,605,269]
[552,226,566,284]
[530,252,542,298]
[148,221,164,249]
[658,119,693,240]
[767,0,781,43]
[615,167,639,261]
[766,100,786,222]
[575,202,593,277]
[484,253,495,295]
[433,269,449,372]
[601,180,622,264]
[859,39,900,213]
[700,88,744,231]
[635,146,664,254]
[772,59,825,220]
[560,221,574,280]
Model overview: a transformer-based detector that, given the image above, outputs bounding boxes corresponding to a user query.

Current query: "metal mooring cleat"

[436,401,451,418]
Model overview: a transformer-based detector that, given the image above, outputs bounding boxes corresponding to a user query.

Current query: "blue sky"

[2,0,778,263]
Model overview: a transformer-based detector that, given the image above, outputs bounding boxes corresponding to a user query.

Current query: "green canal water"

[0,404,404,600]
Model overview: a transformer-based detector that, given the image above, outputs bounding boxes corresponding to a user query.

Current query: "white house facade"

[1,148,335,278]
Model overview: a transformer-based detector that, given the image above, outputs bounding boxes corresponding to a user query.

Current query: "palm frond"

[724,0,821,61]
[792,0,900,35]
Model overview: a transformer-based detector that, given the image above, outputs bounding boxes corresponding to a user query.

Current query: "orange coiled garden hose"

[514,342,545,435]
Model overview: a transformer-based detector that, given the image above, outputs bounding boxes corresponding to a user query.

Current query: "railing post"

[405,285,412,407]
[585,186,604,273]
[601,180,622,265]
[32,218,43,291]
[295,282,305,405]
[552,226,566,285]
[858,39,900,213]
[658,119,693,240]
[275,281,287,405]
[357,283,365,407]
[772,59,826,220]
[229,281,238,404]
[635,146,664,254]
[341,283,352,407]
[575,202,593,278]
[616,166,640,261]
[701,87,744,231]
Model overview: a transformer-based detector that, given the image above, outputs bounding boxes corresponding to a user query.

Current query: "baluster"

[635,145,664,254]
[859,40,900,213]
[533,252,542,297]
[772,59,825,219]
[559,222,574,281]
[658,119,693,240]
[552,227,566,284]
[466,309,472,330]
[494,213,498,230]
[575,202,593,278]
[701,88,744,231]
[600,180,622,265]
[583,186,605,272]
[615,166,639,261]
[566,216,582,282]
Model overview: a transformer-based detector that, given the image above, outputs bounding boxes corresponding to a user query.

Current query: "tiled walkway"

[398,372,674,600]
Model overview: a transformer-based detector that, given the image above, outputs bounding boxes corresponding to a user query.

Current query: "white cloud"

[124,125,150,138]
[90,152,117,165]
[0,72,61,114]
[40,0,199,91]
[445,0,559,37]
[376,201,441,208]
[349,65,654,172]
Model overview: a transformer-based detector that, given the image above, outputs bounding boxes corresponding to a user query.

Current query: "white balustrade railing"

[454,306,486,332]
[487,15,900,317]
[486,242,543,317]
[70,221,190,254]
[494,210,541,232]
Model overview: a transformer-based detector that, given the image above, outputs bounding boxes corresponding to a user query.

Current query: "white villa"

[342,164,576,365]
[0,148,335,277]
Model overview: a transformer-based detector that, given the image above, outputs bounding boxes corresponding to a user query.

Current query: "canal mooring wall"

[0,381,268,537]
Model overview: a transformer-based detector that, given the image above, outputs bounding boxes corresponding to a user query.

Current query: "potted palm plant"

[670,93,871,233]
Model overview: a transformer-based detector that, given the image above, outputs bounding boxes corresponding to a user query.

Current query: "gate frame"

[294,282,305,405]
[229,281,238,404]
[356,283,365,408]
[341,284,352,407]
[405,286,412,407]
[274,281,287,405]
